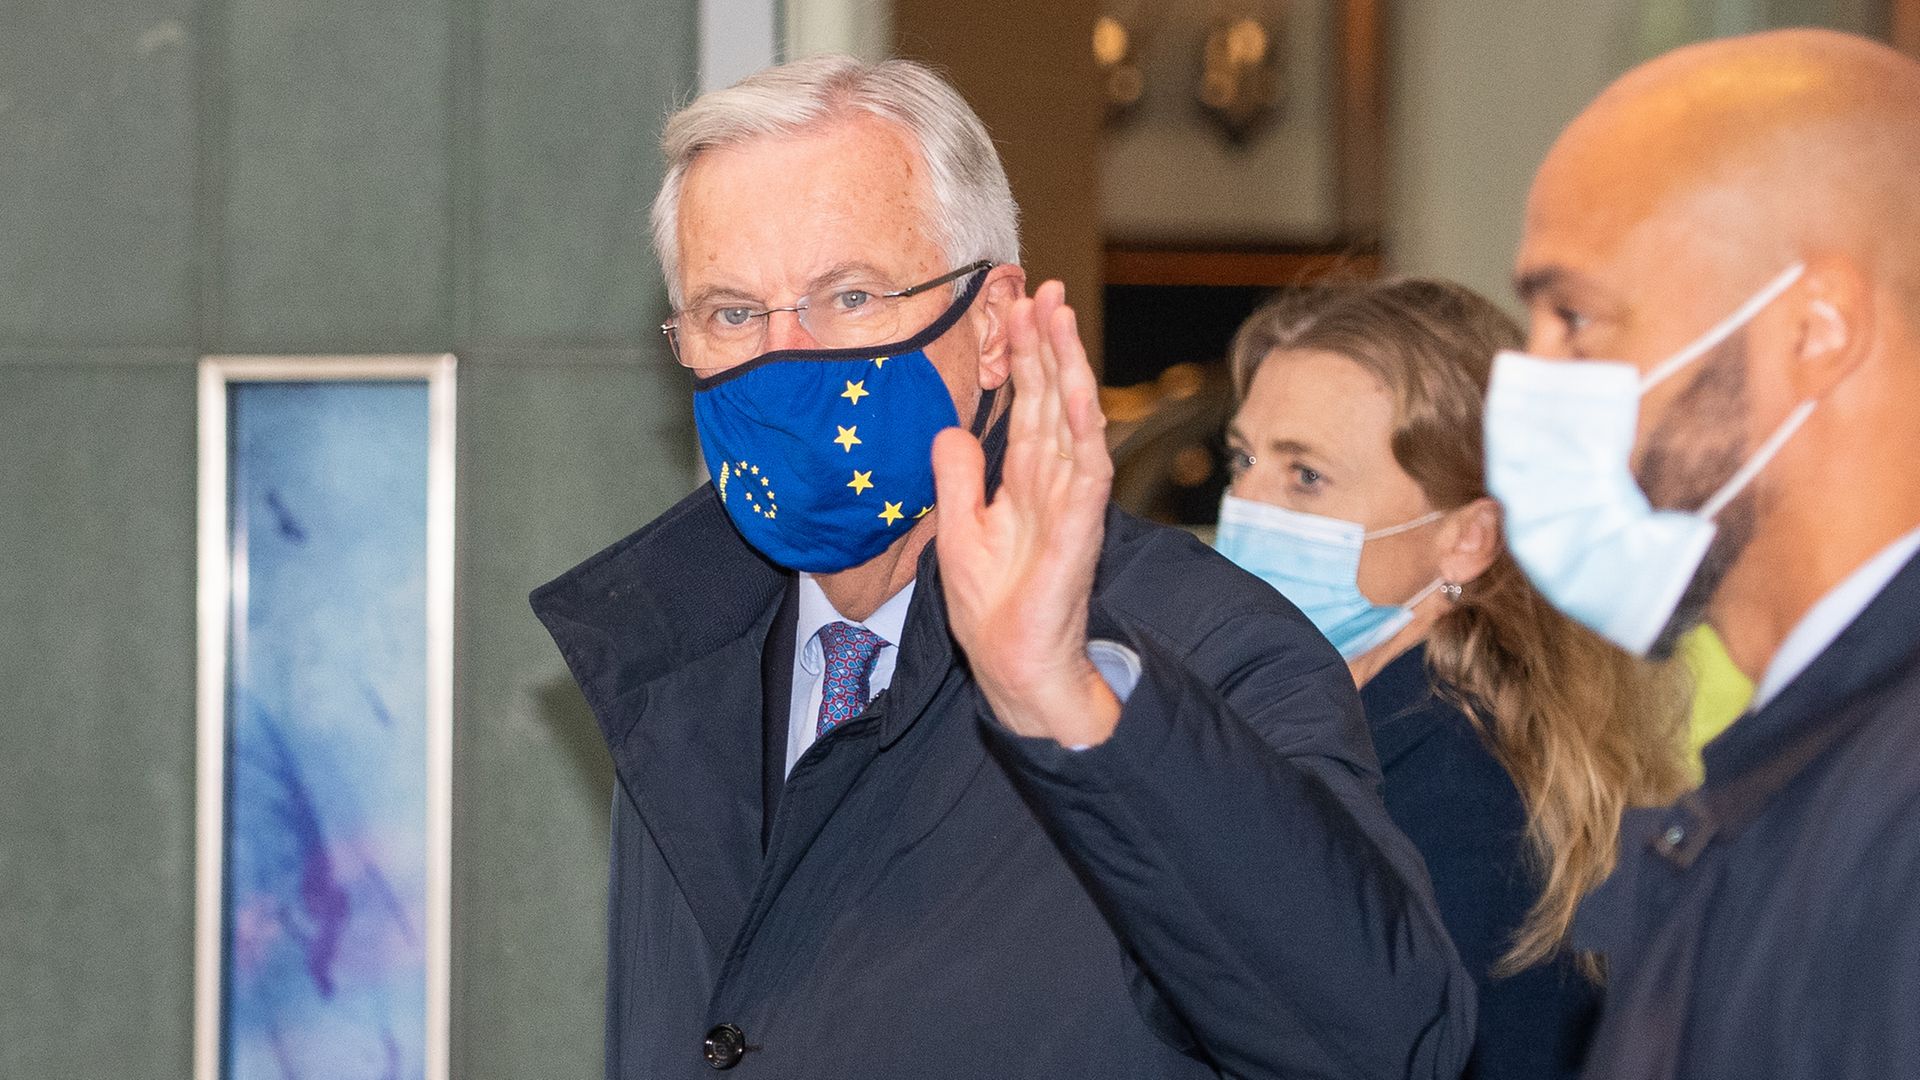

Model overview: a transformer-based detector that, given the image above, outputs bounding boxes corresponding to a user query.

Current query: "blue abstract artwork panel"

[225,381,430,1080]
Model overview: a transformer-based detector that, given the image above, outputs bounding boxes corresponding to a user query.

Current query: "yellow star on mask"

[834,425,862,452]
[915,505,933,519]
[878,501,905,526]
[848,470,874,495]
[841,379,870,405]
[872,356,890,369]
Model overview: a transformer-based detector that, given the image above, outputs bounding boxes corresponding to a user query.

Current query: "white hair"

[651,54,1021,308]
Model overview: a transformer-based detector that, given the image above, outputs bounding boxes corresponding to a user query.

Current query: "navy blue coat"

[1362,646,1599,1080]
[531,463,1474,1078]
[1574,549,1920,1079]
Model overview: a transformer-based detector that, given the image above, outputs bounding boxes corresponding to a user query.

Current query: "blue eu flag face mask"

[692,270,988,574]
[1215,492,1444,660]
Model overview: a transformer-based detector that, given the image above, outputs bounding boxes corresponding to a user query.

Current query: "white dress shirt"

[1751,524,1920,709]
[787,575,916,776]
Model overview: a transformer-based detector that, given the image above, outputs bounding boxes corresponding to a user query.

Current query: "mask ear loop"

[1696,398,1818,522]
[1362,511,1450,609]
[1642,263,1806,392]
[1399,577,1446,610]
[1363,509,1445,541]
[969,386,998,438]
[1629,262,1817,523]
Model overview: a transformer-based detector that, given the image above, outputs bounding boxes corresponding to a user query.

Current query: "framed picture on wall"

[194,355,456,1080]
[1097,0,1386,367]
[1098,0,1385,258]
[1093,0,1387,524]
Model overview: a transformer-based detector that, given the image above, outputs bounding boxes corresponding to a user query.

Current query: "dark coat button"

[704,1024,746,1070]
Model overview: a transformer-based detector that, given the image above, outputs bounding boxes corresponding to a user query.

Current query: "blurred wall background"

[1389,0,1647,308]
[1391,0,1894,312]
[892,0,1106,364]
[0,1,697,1076]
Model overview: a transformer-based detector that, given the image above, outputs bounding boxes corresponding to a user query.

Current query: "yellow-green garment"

[1680,625,1754,783]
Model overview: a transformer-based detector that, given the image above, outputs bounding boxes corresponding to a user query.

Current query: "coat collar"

[1574,550,1920,979]
[529,485,789,751]
[527,401,1010,952]
[530,392,1008,748]
[1701,547,1920,786]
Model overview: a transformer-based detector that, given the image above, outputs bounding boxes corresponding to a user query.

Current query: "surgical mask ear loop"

[1641,263,1806,392]
[1399,577,1446,610]
[1362,513,1448,610]
[1627,262,1817,523]
[1695,398,1818,522]
[1362,509,1445,541]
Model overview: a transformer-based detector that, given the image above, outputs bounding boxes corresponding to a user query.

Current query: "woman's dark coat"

[1362,645,1600,1080]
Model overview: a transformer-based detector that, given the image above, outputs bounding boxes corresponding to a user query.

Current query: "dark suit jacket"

[1363,646,1600,1080]
[531,464,1473,1078]
[1574,550,1920,1079]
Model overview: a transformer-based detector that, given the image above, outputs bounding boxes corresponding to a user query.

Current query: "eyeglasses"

[662,260,994,369]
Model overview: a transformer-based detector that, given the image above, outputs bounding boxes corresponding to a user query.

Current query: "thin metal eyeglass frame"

[660,260,996,362]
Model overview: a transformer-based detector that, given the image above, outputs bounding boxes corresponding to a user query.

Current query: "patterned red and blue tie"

[816,621,886,738]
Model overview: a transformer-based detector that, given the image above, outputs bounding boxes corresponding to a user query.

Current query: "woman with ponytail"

[1215,279,1690,1079]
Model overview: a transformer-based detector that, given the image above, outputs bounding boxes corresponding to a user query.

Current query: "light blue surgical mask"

[1484,263,1811,656]
[1215,492,1444,659]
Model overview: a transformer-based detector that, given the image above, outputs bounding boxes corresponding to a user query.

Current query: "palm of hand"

[932,281,1121,744]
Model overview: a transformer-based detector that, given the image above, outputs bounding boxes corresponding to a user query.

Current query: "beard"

[1637,329,1759,660]
[1646,490,1756,659]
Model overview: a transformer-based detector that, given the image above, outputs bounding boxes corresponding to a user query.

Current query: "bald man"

[1487,28,1920,1079]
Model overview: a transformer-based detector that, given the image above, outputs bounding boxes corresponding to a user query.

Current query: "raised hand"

[931,281,1121,746]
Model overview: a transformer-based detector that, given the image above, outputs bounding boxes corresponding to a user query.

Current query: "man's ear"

[1787,255,1872,399]
[1436,497,1503,588]
[974,264,1028,391]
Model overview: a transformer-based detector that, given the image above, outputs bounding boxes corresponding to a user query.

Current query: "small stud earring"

[1440,581,1464,602]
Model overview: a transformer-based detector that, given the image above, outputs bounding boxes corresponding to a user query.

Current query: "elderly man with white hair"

[532,55,1471,1080]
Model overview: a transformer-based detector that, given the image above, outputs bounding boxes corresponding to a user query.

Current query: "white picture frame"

[194,354,455,1080]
